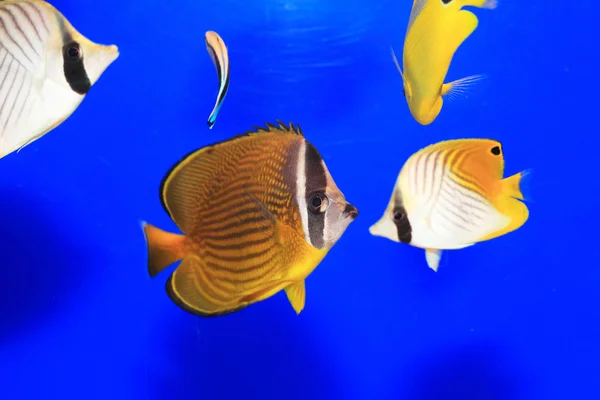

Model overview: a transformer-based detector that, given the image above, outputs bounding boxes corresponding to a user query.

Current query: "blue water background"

[0,0,598,399]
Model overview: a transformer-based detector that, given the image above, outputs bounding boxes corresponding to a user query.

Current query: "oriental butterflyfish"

[142,120,359,316]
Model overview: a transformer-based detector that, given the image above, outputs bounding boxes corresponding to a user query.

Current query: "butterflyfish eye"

[308,193,329,214]
[491,146,501,156]
[442,0,453,4]
[64,42,82,61]
[393,210,405,221]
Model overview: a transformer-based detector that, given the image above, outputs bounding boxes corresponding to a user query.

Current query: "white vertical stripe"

[295,140,310,244]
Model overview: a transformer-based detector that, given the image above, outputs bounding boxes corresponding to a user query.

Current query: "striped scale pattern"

[161,124,313,312]
[0,1,51,146]
[402,140,504,245]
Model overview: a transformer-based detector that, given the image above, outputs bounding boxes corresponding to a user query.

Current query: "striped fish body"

[0,0,119,158]
[142,121,358,316]
[370,138,529,270]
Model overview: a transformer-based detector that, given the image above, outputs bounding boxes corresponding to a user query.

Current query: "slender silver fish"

[205,31,229,129]
[0,0,119,159]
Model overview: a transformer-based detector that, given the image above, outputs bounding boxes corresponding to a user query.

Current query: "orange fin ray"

[141,221,187,278]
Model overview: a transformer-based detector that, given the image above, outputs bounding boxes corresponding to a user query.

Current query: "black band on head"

[62,40,91,95]
[393,192,412,244]
[304,142,327,249]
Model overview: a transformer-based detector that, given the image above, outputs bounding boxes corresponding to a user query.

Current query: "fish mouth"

[343,203,359,219]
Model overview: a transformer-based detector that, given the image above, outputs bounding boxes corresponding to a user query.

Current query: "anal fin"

[425,248,442,272]
[285,280,306,315]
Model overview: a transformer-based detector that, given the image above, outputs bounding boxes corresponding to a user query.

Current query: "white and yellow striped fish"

[369,139,532,272]
[0,0,119,159]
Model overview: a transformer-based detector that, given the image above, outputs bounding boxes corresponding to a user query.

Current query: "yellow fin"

[167,255,294,317]
[425,249,442,272]
[479,169,533,242]
[285,281,306,314]
[390,45,411,97]
[167,255,236,317]
[501,169,534,201]
[141,221,186,278]
[441,74,487,102]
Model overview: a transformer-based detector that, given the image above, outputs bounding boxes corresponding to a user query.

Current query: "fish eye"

[491,146,501,156]
[402,88,406,97]
[393,210,405,221]
[64,42,82,61]
[308,193,329,214]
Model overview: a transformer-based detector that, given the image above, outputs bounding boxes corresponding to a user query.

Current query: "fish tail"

[141,221,187,278]
[461,0,498,9]
[482,0,498,9]
[502,168,534,202]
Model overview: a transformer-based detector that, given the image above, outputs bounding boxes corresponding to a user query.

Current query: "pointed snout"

[103,44,120,65]
[368,217,391,239]
[343,203,359,219]
[368,221,380,236]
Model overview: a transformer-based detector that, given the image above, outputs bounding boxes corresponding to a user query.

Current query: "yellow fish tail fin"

[141,221,187,278]
[285,280,306,314]
[441,74,487,101]
[502,168,534,202]
[460,0,498,9]
[491,169,532,237]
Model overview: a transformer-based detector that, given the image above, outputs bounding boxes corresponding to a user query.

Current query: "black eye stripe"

[62,40,91,95]
[393,191,412,244]
[304,142,327,249]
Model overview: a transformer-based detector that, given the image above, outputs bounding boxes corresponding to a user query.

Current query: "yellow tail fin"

[141,221,187,278]
[501,168,534,201]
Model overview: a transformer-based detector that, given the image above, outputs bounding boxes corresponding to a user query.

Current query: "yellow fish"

[0,0,118,158]
[205,31,229,129]
[369,139,531,272]
[142,121,358,316]
[393,0,497,125]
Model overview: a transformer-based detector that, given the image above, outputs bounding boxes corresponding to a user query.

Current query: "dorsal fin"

[158,120,304,218]
[242,120,303,136]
